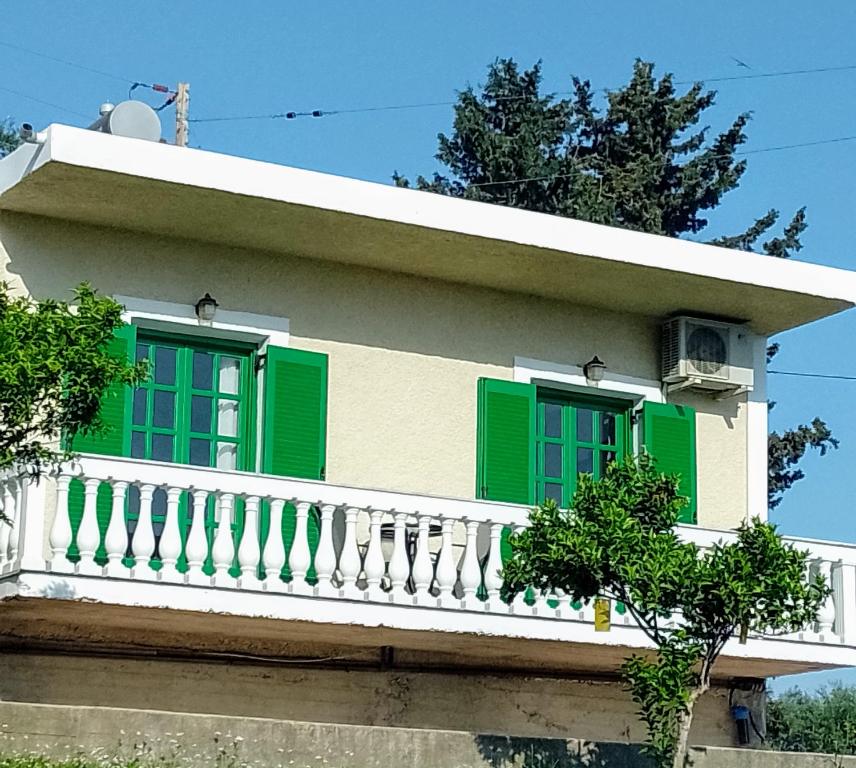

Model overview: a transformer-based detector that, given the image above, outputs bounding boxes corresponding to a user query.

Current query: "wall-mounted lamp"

[583,355,606,384]
[194,293,219,326]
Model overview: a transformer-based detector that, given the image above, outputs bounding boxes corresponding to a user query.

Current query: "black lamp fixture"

[194,292,219,326]
[583,355,606,384]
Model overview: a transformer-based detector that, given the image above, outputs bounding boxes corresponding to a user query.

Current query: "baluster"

[817,559,837,636]
[388,512,410,598]
[338,507,362,596]
[132,484,156,575]
[288,502,313,589]
[212,493,236,585]
[411,514,434,599]
[834,560,856,645]
[76,478,102,573]
[510,525,530,612]
[263,499,287,584]
[483,523,504,605]
[185,489,210,582]
[47,478,70,568]
[103,481,129,576]
[0,481,13,564]
[158,487,184,580]
[435,518,457,604]
[6,478,22,563]
[460,520,482,604]
[363,509,386,598]
[237,495,261,587]
[314,504,338,595]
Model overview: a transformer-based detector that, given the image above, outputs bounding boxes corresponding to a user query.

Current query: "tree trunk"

[672,683,708,768]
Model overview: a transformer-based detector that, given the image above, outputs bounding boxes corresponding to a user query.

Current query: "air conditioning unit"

[661,316,754,395]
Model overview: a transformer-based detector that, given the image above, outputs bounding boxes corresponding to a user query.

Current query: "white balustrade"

[411,514,434,598]
[23,454,856,662]
[0,478,17,564]
[314,503,338,594]
[363,509,386,598]
[288,502,313,588]
[212,493,236,583]
[132,484,156,571]
[104,481,128,575]
[388,512,410,597]
[817,558,837,635]
[185,489,210,580]
[76,478,102,573]
[338,507,362,595]
[263,499,287,582]
[460,520,482,602]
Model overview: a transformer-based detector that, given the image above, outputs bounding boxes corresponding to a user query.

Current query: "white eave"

[1,123,855,335]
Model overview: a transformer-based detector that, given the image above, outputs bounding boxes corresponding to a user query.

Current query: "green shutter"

[261,346,328,582]
[67,323,136,562]
[476,378,535,505]
[642,401,697,524]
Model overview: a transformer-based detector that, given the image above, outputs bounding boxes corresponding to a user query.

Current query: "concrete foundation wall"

[0,653,740,748]
[0,701,850,768]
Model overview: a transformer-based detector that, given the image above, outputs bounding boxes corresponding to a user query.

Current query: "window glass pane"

[216,442,237,470]
[191,395,213,434]
[544,403,562,438]
[152,390,175,429]
[544,442,562,478]
[131,431,146,458]
[154,346,177,386]
[217,400,239,437]
[132,388,147,426]
[577,448,594,475]
[151,433,174,462]
[543,483,563,505]
[576,408,593,443]
[135,343,148,363]
[189,437,211,466]
[193,351,214,390]
[600,412,616,445]
[127,484,140,520]
[601,451,617,475]
[151,488,167,534]
[219,357,241,395]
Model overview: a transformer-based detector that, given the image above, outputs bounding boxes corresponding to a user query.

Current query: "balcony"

[1,454,855,678]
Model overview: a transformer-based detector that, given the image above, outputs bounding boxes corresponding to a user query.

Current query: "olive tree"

[501,457,828,768]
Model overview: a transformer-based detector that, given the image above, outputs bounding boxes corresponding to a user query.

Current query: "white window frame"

[115,295,290,472]
[513,356,663,454]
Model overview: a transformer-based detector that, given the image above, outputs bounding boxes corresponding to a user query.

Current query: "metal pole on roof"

[175,82,190,147]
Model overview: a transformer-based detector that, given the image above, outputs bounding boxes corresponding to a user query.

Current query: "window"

[476,376,697,523]
[535,391,630,506]
[130,333,255,471]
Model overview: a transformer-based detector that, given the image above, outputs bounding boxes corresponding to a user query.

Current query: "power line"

[189,61,856,125]
[0,84,89,120]
[0,39,174,99]
[462,135,856,188]
[769,370,856,382]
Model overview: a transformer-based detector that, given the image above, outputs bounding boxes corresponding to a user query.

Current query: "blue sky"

[3,1,856,691]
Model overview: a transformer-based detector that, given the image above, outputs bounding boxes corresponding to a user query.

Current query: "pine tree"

[0,118,21,158]
[395,59,835,507]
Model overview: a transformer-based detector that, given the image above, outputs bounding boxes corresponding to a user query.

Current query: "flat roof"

[1,123,855,335]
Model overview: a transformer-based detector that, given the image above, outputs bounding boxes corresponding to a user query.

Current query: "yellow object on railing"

[594,597,611,632]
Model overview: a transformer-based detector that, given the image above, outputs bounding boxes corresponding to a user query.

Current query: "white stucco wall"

[0,211,749,528]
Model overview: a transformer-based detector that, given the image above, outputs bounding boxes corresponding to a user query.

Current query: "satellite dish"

[89,100,161,142]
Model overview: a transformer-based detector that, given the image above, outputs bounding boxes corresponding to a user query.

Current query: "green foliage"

[502,457,828,767]
[398,58,835,508]
[0,282,146,482]
[767,684,856,755]
[0,118,21,159]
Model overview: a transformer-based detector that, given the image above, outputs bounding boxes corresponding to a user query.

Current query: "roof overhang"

[1,124,855,336]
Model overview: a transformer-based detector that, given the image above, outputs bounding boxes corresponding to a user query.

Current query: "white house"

[0,122,855,754]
